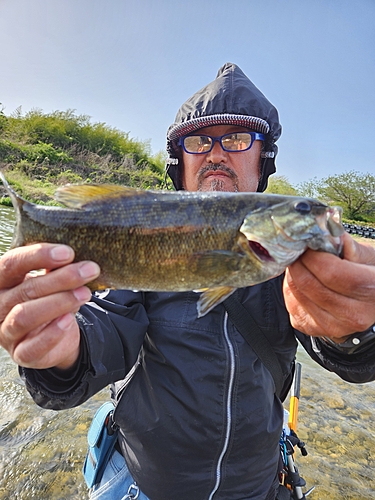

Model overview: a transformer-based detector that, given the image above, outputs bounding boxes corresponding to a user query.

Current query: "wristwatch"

[322,324,375,354]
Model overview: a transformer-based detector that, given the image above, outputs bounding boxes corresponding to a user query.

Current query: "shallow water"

[0,206,374,499]
[288,349,375,500]
[0,349,107,499]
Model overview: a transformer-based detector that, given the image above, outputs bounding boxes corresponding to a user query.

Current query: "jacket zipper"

[208,312,236,500]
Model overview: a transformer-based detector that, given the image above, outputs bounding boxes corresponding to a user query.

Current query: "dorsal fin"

[55,183,149,209]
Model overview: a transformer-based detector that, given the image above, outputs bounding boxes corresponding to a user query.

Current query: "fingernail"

[73,286,92,302]
[57,313,75,331]
[51,245,74,261]
[78,261,100,279]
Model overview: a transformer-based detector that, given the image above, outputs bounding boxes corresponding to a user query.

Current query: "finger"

[341,232,375,265]
[284,267,374,336]
[0,286,91,353]
[0,244,75,289]
[283,285,329,336]
[293,250,375,302]
[12,313,81,369]
[283,267,329,334]
[0,260,100,320]
[285,236,375,338]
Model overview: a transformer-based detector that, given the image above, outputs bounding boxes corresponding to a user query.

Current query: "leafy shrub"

[0,108,168,204]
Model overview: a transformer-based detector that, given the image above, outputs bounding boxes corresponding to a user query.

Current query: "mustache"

[197,163,238,181]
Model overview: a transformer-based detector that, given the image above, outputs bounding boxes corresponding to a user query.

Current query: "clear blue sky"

[0,0,374,185]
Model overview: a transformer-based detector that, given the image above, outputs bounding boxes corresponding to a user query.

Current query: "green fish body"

[0,172,344,316]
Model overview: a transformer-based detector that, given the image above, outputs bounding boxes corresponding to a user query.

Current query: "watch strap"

[322,324,375,354]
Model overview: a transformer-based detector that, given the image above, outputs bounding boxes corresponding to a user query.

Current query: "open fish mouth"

[325,207,344,236]
[248,240,274,262]
[308,206,344,255]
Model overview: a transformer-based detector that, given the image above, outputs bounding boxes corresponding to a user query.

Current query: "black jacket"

[20,277,375,500]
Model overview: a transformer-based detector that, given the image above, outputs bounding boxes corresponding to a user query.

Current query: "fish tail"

[0,170,26,248]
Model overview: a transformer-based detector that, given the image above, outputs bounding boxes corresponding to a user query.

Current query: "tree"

[265,175,297,195]
[296,177,322,199]
[303,171,375,221]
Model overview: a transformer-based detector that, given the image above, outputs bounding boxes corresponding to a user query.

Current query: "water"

[0,206,375,499]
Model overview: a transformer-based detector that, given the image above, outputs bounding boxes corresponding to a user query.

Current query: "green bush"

[0,108,167,204]
[0,139,72,165]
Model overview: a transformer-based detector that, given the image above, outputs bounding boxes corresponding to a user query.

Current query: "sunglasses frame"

[178,131,265,154]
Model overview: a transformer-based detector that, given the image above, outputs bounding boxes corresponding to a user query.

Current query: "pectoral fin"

[197,286,236,318]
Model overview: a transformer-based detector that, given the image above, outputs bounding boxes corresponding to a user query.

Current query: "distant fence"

[343,223,375,239]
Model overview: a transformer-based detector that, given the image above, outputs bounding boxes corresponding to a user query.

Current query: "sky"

[0,0,374,186]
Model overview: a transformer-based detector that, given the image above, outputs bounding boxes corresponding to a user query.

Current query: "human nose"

[205,140,228,163]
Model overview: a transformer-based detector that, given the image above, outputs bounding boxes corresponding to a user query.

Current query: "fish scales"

[19,192,261,291]
[0,172,345,316]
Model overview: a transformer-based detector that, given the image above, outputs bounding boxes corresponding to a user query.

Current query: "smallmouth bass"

[0,171,344,317]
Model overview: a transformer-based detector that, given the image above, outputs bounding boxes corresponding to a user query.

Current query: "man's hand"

[284,232,375,341]
[0,244,100,370]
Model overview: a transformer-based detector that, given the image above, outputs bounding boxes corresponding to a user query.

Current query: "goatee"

[197,164,239,192]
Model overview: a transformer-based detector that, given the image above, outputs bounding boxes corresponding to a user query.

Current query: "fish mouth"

[247,240,275,262]
[325,207,344,237]
[309,206,344,255]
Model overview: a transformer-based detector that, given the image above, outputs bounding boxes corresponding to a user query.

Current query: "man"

[0,63,375,500]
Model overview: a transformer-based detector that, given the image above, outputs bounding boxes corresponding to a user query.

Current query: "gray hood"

[166,63,282,192]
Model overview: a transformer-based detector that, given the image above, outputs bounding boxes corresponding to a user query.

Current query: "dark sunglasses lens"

[183,136,212,153]
[221,133,252,151]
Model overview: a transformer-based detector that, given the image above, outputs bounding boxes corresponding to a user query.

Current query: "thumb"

[342,232,375,265]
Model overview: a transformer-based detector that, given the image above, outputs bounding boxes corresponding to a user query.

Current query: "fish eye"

[294,201,311,214]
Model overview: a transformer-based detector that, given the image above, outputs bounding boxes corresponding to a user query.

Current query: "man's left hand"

[283,232,375,341]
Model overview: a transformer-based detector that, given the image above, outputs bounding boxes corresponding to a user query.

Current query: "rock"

[326,395,345,409]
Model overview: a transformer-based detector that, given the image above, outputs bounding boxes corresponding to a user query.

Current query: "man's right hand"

[0,243,100,371]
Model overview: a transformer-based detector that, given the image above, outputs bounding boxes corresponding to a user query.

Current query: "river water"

[0,205,374,499]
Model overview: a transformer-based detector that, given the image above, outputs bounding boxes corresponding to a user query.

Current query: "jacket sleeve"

[295,330,375,383]
[19,290,149,410]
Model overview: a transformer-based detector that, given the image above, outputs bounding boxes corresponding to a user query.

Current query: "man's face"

[181,125,262,193]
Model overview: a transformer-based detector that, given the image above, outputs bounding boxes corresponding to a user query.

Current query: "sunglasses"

[178,131,264,154]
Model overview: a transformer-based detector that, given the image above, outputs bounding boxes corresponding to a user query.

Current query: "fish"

[0,171,344,317]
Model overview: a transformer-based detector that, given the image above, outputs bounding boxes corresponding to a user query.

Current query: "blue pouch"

[82,401,119,488]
